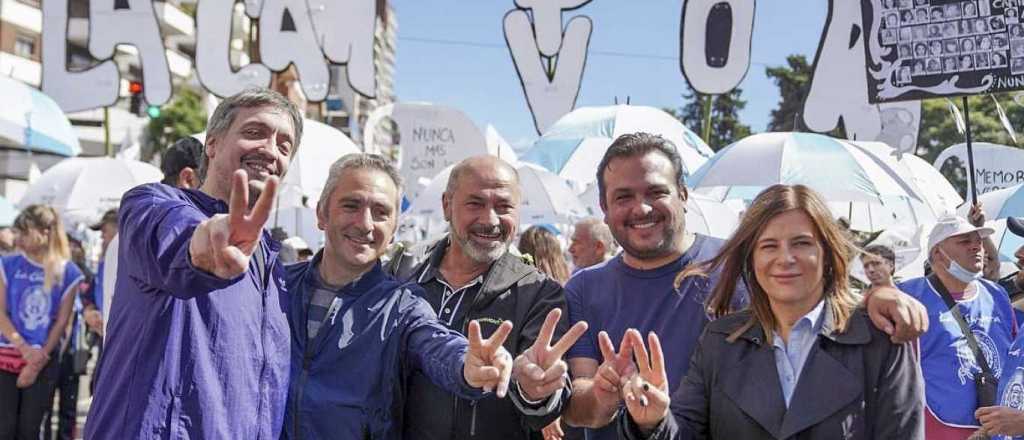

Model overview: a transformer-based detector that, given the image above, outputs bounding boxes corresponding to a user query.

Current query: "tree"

[144,88,207,160]
[664,87,751,151]
[765,54,813,132]
[763,54,847,138]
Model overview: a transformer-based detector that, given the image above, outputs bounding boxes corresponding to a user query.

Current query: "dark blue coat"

[283,256,481,440]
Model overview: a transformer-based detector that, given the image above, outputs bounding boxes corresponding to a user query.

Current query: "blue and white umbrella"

[691,132,923,202]
[0,75,80,157]
[690,132,930,230]
[521,105,713,186]
[957,184,1024,262]
[960,184,1024,220]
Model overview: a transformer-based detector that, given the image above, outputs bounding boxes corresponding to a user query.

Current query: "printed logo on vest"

[19,286,50,331]
[956,329,1003,385]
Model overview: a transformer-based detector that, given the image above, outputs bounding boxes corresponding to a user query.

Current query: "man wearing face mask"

[899,214,1017,440]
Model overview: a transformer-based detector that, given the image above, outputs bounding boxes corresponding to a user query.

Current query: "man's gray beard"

[453,229,508,264]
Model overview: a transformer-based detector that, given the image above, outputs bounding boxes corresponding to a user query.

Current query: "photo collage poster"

[863,0,1024,102]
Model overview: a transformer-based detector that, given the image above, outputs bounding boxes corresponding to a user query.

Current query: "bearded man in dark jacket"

[390,156,584,440]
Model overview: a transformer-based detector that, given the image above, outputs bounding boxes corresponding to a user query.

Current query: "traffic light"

[146,105,161,118]
[129,80,144,115]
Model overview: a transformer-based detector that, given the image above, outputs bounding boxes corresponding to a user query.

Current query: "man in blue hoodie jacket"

[85,88,302,439]
[283,153,530,439]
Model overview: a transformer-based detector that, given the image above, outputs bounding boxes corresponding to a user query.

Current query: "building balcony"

[154,1,194,37]
[0,52,39,86]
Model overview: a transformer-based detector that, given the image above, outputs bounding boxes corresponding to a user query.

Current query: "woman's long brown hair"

[519,226,572,285]
[675,184,859,342]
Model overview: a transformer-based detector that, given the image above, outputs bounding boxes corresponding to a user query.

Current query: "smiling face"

[317,167,399,273]
[443,159,520,265]
[203,105,295,204]
[752,210,826,312]
[601,151,687,267]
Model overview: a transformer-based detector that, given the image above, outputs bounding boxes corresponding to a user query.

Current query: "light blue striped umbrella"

[0,75,80,156]
[691,132,922,203]
[521,105,713,185]
[958,185,1024,262]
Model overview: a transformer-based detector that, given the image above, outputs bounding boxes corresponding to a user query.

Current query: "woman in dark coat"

[616,184,925,440]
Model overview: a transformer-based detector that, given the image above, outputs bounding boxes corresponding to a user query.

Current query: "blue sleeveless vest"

[899,277,1015,427]
[996,328,1024,440]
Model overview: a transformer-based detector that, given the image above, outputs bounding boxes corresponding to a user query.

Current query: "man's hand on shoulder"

[865,286,928,343]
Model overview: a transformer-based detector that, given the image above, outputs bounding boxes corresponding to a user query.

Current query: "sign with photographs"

[862,0,1024,103]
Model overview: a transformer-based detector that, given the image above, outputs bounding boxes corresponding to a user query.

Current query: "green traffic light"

[146,106,161,118]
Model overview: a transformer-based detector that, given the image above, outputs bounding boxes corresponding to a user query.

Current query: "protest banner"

[934,141,1024,195]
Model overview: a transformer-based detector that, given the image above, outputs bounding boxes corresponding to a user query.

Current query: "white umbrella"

[278,119,360,209]
[486,124,519,164]
[517,163,588,224]
[521,105,713,186]
[691,132,928,231]
[577,183,740,239]
[19,157,162,225]
[848,140,961,217]
[404,163,587,228]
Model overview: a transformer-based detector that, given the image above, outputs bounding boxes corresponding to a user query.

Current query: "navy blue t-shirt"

[566,234,741,440]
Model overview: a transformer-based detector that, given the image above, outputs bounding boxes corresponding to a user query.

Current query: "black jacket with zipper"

[388,237,572,440]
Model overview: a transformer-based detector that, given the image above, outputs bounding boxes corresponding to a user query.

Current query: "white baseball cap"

[927,214,995,253]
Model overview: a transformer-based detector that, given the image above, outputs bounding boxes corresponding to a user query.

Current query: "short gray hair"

[199,88,304,181]
[576,217,617,254]
[317,153,403,212]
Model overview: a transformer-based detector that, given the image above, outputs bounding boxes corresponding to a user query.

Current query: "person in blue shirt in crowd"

[975,235,1024,439]
[0,205,84,440]
[899,214,1016,439]
[85,88,302,439]
[557,132,929,440]
[283,153,552,439]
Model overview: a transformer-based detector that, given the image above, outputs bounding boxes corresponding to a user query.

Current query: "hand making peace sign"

[190,170,278,279]
[621,329,670,433]
[464,319,516,398]
[513,308,589,401]
[591,329,638,410]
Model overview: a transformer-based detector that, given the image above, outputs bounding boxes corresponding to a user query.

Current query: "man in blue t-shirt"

[899,215,1016,439]
[549,132,931,440]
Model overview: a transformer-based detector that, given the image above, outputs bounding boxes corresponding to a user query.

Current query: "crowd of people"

[3,87,1024,439]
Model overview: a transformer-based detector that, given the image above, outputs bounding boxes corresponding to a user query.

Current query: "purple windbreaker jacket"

[84,183,291,439]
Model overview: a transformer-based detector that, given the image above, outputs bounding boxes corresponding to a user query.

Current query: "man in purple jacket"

[85,88,302,439]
